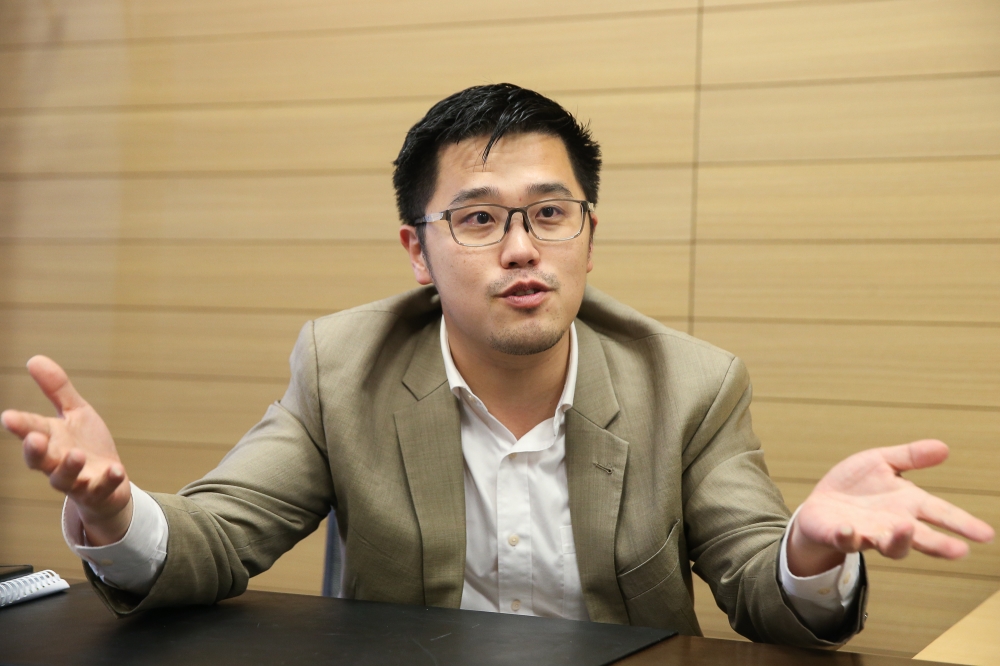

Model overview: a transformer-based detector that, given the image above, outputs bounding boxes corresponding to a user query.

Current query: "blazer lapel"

[566,321,631,624]
[395,320,466,608]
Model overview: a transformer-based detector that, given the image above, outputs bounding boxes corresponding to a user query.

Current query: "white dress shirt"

[445,320,589,619]
[64,316,859,633]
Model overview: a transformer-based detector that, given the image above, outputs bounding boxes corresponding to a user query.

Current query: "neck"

[445,319,571,440]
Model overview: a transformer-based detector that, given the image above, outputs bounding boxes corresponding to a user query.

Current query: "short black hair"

[392,83,602,227]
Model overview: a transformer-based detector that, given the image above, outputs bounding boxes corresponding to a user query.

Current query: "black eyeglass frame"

[412,198,595,247]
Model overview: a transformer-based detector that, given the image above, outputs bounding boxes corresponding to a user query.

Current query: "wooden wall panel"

[702,0,828,6]
[0,243,416,311]
[597,167,693,241]
[699,77,1000,162]
[697,160,1000,240]
[0,499,328,595]
[0,438,232,503]
[854,571,1000,659]
[0,374,283,446]
[693,321,1000,408]
[0,15,698,110]
[695,568,1000,658]
[0,103,429,174]
[247,525,325,595]
[0,169,689,242]
[701,0,1000,85]
[0,91,694,175]
[696,565,1000,658]
[0,0,696,45]
[588,244,690,318]
[0,175,401,241]
[693,243,1000,323]
[0,241,685,316]
[0,309,303,379]
[751,402,1000,494]
[0,501,87,577]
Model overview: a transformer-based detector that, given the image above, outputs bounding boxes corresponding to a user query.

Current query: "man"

[2,84,992,649]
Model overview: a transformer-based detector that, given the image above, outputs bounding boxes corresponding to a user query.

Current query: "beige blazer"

[87,286,866,648]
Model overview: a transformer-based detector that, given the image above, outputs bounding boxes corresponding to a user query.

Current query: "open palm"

[794,440,994,562]
[1,356,133,543]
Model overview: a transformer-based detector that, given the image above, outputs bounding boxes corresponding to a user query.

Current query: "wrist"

[76,495,134,547]
[787,518,847,577]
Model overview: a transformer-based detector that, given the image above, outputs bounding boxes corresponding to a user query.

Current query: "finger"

[25,355,87,415]
[868,519,915,560]
[833,524,863,553]
[911,522,970,560]
[23,431,56,472]
[878,439,949,474]
[85,462,127,503]
[48,448,87,493]
[1,409,52,439]
[917,493,996,544]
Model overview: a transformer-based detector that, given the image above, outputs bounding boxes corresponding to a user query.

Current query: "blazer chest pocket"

[617,519,681,600]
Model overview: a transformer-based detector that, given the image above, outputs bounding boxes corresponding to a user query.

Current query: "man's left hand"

[787,439,995,577]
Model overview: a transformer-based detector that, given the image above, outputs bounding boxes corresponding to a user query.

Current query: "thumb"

[25,356,87,415]
[878,439,949,474]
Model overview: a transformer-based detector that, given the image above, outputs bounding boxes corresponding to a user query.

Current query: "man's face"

[400,132,596,359]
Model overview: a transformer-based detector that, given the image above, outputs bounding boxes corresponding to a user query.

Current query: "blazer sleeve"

[681,356,868,648]
[87,321,335,616]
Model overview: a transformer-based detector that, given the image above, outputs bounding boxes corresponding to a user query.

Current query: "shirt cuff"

[62,482,169,596]
[778,506,861,635]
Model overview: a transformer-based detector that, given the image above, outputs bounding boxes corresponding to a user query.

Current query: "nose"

[499,210,540,269]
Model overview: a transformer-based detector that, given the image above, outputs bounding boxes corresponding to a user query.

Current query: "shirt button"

[508,534,520,547]
[509,453,517,460]
[842,575,851,585]
[100,559,114,566]
[511,599,521,612]
[817,587,831,595]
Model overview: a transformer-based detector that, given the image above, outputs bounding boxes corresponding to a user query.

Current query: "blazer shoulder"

[578,285,737,374]
[305,285,440,352]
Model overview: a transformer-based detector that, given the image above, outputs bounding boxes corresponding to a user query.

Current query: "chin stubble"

[488,323,566,356]
[486,270,566,356]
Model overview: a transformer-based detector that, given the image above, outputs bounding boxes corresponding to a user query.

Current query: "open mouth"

[498,281,551,309]
[499,280,551,299]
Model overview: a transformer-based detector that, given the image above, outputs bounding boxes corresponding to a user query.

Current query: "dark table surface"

[0,584,953,666]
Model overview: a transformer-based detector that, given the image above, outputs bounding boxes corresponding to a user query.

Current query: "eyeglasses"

[413,198,594,247]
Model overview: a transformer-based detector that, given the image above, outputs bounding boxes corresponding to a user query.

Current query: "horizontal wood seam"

[754,395,1000,413]
[771,477,1000,498]
[0,6,701,52]
[1,303,998,329]
[0,366,288,386]
[1,70,998,117]
[6,155,1000,181]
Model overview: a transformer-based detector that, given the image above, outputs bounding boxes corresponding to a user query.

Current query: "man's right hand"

[1,355,133,546]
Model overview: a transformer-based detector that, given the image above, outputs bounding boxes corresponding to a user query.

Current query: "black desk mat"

[0,584,674,665]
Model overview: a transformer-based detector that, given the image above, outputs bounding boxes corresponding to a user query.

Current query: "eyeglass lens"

[449,200,585,246]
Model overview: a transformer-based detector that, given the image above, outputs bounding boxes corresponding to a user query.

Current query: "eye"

[536,205,564,219]
[457,208,499,227]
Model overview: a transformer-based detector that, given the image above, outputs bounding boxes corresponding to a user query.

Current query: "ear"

[586,212,598,273]
[399,225,434,285]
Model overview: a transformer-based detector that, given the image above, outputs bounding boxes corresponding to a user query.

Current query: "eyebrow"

[525,182,575,199]
[449,186,502,207]
[447,182,576,207]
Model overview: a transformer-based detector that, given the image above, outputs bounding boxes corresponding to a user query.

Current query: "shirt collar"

[440,317,578,423]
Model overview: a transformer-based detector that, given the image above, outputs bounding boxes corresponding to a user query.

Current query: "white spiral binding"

[0,570,69,607]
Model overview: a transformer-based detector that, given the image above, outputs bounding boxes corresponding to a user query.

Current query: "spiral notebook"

[0,569,70,608]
